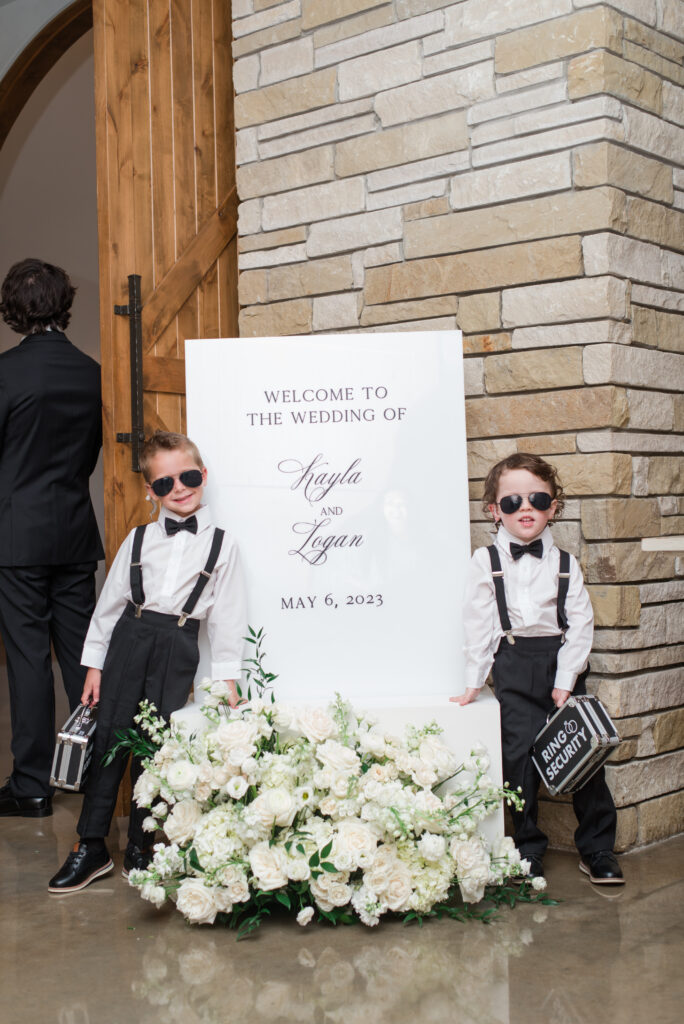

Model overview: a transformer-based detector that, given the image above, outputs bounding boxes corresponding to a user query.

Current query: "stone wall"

[231,0,684,850]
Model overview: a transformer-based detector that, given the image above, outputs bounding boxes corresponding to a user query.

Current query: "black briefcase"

[532,695,620,796]
[50,704,98,791]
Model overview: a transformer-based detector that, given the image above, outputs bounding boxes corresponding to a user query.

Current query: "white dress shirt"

[81,504,247,679]
[462,524,593,692]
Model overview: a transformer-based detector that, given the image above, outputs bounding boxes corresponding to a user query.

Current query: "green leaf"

[320,861,337,873]
[275,891,291,910]
[187,848,204,873]
[320,840,333,859]
[309,850,320,868]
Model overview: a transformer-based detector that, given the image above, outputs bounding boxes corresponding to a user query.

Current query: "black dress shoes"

[48,841,114,894]
[579,850,625,885]
[122,841,153,879]
[0,781,52,818]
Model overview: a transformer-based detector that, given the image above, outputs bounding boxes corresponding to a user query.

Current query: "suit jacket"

[0,330,104,566]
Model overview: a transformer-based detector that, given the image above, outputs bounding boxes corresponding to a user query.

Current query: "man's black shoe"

[122,842,153,879]
[0,780,52,818]
[48,841,113,894]
[579,850,624,885]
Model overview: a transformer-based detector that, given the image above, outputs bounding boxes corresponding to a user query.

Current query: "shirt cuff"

[211,660,242,681]
[463,670,486,690]
[553,669,577,692]
[81,644,106,670]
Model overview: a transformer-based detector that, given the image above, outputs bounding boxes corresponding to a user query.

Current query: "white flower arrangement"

[125,686,549,935]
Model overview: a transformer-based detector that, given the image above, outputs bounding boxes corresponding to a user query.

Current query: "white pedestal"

[173,687,503,846]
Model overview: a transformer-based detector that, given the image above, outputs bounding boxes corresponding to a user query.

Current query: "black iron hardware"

[114,274,144,472]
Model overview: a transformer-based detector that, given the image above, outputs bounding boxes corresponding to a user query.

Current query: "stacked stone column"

[232,0,684,850]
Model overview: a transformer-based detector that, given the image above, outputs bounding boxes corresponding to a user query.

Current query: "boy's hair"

[139,431,205,483]
[482,452,565,520]
[0,257,76,334]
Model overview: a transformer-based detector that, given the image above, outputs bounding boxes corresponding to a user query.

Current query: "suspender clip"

[200,570,211,579]
[134,604,142,618]
[558,572,570,579]
[505,631,516,645]
[178,613,188,628]
[492,570,504,577]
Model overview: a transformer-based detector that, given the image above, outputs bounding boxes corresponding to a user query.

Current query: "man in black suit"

[0,258,104,817]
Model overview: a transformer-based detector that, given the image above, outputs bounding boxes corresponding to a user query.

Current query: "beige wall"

[231,0,684,850]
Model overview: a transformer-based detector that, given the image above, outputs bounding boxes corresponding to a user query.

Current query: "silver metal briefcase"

[50,704,98,791]
[532,695,620,796]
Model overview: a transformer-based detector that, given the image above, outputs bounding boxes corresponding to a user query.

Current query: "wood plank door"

[93,0,238,563]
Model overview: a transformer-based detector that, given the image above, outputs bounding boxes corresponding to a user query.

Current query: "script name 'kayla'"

[278,452,362,504]
[540,724,589,782]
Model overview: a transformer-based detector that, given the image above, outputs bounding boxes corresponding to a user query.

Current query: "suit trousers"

[493,635,617,859]
[0,563,96,798]
[77,604,199,847]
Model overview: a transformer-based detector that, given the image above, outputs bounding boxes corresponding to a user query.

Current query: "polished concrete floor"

[1,679,683,1024]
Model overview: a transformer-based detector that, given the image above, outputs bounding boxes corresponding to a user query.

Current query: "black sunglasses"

[150,469,203,497]
[498,492,553,515]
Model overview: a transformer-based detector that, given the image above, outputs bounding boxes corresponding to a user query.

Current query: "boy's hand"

[450,687,480,706]
[552,688,571,709]
[225,680,246,708]
[81,667,101,705]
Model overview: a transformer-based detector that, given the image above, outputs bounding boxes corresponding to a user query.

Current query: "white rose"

[532,876,547,891]
[419,735,458,779]
[331,772,353,799]
[319,796,338,818]
[459,875,486,904]
[152,801,168,818]
[250,787,297,828]
[383,862,413,912]
[310,875,351,912]
[417,833,446,862]
[164,799,203,845]
[297,906,314,926]
[287,857,311,882]
[211,765,231,787]
[296,707,337,744]
[215,719,259,753]
[334,820,378,866]
[142,816,157,833]
[366,846,397,892]
[273,704,295,731]
[175,879,217,925]
[226,776,248,801]
[316,740,360,775]
[249,842,288,891]
[166,760,199,793]
[357,730,387,758]
[221,864,250,903]
[410,759,438,788]
[226,745,252,770]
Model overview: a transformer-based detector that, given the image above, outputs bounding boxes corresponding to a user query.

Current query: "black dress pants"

[493,635,617,859]
[77,604,199,847]
[0,563,96,798]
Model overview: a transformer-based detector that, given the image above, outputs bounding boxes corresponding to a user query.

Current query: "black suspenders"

[129,524,225,627]
[487,545,571,644]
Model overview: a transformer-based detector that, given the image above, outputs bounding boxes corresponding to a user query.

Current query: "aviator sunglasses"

[150,469,203,497]
[497,492,553,515]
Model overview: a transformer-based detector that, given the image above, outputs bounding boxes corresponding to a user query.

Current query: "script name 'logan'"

[278,453,362,504]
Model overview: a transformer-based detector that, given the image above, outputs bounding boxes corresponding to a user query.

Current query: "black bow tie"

[165,515,197,536]
[510,539,543,561]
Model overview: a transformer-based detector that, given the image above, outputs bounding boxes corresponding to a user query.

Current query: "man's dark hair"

[0,258,76,334]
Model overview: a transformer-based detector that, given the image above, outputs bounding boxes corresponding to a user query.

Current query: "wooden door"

[93,0,238,562]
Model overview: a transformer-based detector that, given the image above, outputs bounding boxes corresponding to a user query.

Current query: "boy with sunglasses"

[451,453,622,886]
[48,431,247,894]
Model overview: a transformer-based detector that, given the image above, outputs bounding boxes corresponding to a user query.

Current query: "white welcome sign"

[184,332,503,841]
[186,332,471,702]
